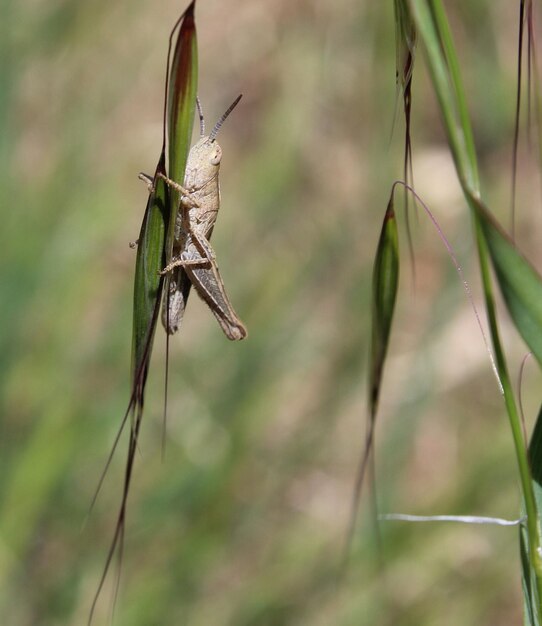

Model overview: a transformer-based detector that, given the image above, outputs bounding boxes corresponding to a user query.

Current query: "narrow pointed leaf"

[369,197,399,417]
[346,197,400,555]
[91,9,200,618]
[408,0,542,614]
[131,153,169,380]
[474,198,542,369]
[95,146,169,625]
[132,2,198,380]
[162,1,198,322]
[166,0,198,259]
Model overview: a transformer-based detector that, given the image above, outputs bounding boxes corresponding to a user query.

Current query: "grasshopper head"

[187,137,223,185]
[188,95,242,175]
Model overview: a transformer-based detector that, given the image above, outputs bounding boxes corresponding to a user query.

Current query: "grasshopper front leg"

[155,172,200,208]
[138,171,201,206]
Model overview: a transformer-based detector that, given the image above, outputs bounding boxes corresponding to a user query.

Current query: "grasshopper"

[142,96,247,340]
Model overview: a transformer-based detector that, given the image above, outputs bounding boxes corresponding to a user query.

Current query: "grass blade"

[409,0,542,613]
[131,154,168,379]
[89,5,199,620]
[166,0,198,260]
[132,0,198,392]
[369,197,400,417]
[163,1,198,335]
[89,149,170,626]
[346,196,399,555]
[473,199,542,369]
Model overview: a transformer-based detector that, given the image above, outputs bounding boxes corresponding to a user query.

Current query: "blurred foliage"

[0,1,541,624]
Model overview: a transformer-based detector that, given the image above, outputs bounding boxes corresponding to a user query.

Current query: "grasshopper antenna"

[196,96,205,137]
[209,94,242,142]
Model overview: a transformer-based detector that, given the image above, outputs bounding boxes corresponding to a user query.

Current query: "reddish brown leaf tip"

[184,1,196,23]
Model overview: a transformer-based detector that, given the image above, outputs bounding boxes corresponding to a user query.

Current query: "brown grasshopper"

[141,96,247,340]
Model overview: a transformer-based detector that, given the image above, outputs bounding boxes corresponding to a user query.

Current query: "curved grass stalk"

[409,0,542,613]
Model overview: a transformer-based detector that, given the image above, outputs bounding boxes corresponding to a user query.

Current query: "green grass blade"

[429,0,479,188]
[474,200,542,368]
[370,197,400,417]
[409,0,542,612]
[166,0,198,261]
[408,0,479,192]
[131,154,168,381]
[347,195,399,556]
[162,2,198,324]
[132,2,198,382]
[91,6,200,610]
[95,143,170,626]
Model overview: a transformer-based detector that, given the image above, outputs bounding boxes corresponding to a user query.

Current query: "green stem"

[470,199,542,594]
[430,0,479,190]
[409,0,542,609]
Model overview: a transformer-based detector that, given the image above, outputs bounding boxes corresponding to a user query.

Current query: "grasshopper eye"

[210,145,222,165]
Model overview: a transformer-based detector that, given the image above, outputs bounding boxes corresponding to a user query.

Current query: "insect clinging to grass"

[141,95,247,341]
[88,5,248,620]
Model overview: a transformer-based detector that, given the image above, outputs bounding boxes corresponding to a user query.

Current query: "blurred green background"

[1,1,541,624]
